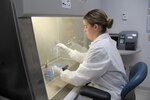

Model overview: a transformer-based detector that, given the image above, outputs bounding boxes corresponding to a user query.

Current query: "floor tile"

[135,88,150,100]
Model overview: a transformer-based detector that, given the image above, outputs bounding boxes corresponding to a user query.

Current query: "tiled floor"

[135,88,150,100]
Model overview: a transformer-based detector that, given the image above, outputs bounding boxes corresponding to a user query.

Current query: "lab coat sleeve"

[60,47,111,86]
[68,50,87,63]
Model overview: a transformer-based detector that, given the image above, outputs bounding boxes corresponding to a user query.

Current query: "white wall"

[101,0,150,88]
[83,0,101,14]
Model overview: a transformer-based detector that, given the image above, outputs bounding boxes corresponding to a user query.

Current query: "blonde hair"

[83,9,113,33]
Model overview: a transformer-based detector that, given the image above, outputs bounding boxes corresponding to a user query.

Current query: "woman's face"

[83,20,95,41]
[83,20,101,41]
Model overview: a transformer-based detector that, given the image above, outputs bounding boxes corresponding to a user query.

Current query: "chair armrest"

[79,86,111,100]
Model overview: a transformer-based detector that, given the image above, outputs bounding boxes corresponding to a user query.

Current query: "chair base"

[123,90,135,100]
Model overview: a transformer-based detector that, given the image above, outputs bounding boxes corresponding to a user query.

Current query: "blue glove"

[44,67,54,81]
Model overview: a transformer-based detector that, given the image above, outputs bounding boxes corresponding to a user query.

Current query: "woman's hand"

[56,43,72,53]
[52,66,63,75]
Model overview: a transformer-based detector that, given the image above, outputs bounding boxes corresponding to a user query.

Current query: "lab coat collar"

[89,33,110,48]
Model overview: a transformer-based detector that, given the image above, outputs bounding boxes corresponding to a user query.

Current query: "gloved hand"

[56,43,72,53]
[52,66,63,76]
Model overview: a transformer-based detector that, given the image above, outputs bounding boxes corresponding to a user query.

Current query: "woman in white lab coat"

[54,9,128,100]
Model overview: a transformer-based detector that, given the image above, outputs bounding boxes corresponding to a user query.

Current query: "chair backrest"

[121,62,148,99]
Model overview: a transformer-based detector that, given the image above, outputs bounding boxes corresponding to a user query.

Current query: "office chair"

[79,62,148,100]
[121,62,148,100]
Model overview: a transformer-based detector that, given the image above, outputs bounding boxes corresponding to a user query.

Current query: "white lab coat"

[60,33,128,100]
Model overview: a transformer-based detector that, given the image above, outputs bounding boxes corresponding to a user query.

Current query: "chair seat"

[79,86,111,100]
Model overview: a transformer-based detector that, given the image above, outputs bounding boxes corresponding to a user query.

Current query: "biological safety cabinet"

[0,0,101,99]
[31,17,89,99]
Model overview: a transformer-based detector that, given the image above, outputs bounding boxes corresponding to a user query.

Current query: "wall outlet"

[122,12,128,21]
[62,0,71,8]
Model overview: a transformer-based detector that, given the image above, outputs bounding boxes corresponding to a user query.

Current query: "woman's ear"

[93,24,99,30]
